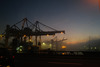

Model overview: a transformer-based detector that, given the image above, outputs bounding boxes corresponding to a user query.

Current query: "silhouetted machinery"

[2,18,65,53]
[51,36,67,51]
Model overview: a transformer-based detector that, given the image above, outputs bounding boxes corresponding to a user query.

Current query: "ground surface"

[14,54,100,67]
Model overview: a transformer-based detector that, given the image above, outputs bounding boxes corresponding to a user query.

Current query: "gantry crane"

[2,18,65,50]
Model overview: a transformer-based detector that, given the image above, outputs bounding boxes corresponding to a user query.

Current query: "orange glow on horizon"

[99,0,100,9]
[86,0,98,5]
[67,41,78,45]
[66,39,87,45]
[83,0,99,8]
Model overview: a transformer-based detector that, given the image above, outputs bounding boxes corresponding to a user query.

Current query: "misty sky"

[0,0,100,44]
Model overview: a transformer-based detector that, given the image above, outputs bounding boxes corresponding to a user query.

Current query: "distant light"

[0,35,2,40]
[62,46,66,49]
[0,35,2,37]
[7,65,10,67]
[47,34,49,36]
[20,46,23,48]
[29,36,32,42]
[29,39,32,42]
[94,47,97,49]
[20,49,22,52]
[62,53,65,55]
[23,35,26,37]
[0,35,4,38]
[42,42,46,45]
[61,32,63,34]
[16,47,20,50]
[49,44,52,47]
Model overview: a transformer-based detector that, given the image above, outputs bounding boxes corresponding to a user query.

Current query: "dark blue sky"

[0,0,100,43]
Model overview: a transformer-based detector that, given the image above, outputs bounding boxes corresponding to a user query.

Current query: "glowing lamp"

[7,65,10,67]
[42,42,46,45]
[61,32,63,34]
[29,39,32,42]
[23,35,26,37]
[47,34,49,36]
[62,53,65,55]
[62,46,66,49]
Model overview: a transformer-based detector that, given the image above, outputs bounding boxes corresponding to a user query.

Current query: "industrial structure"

[51,36,67,51]
[1,18,65,53]
[1,18,100,56]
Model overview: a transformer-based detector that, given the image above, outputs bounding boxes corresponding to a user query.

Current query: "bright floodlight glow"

[62,46,66,49]
[42,42,46,45]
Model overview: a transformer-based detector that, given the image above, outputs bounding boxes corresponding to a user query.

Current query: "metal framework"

[2,18,65,47]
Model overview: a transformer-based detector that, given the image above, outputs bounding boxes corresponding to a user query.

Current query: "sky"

[0,0,100,44]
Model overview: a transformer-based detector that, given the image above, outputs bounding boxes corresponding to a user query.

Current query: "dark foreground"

[14,54,100,67]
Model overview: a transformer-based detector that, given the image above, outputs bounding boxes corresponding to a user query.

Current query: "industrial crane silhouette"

[2,18,65,49]
[51,36,67,51]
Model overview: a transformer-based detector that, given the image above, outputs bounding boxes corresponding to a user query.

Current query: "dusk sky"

[0,0,100,44]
